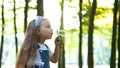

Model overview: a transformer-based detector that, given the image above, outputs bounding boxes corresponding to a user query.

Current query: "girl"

[15,16,60,68]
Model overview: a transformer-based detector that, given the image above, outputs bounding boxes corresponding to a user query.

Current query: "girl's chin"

[48,36,52,39]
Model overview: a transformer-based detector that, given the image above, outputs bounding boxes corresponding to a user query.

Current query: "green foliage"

[65,29,79,54]
[67,0,73,2]
[59,0,64,6]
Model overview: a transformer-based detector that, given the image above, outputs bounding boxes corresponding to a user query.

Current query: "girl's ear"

[37,30,41,35]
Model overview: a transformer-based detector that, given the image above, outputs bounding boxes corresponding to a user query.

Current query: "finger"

[56,36,61,41]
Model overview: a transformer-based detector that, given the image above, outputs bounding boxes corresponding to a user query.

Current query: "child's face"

[38,20,53,39]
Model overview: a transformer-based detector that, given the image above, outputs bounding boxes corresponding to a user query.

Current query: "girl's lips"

[51,33,53,35]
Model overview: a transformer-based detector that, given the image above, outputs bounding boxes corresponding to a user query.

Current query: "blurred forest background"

[0,0,120,68]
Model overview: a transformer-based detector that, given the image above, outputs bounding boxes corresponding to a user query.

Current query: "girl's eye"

[46,25,51,28]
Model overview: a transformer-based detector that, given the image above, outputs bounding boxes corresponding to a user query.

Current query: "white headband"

[34,17,42,27]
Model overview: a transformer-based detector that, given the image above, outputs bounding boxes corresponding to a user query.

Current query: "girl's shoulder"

[37,43,49,50]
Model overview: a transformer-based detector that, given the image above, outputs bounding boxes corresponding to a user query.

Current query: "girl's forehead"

[41,19,51,25]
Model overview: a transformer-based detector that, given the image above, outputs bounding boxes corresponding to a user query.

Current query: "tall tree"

[58,0,65,68]
[37,0,44,16]
[87,0,97,68]
[78,0,83,68]
[110,0,118,68]
[13,0,18,56]
[24,0,29,33]
[118,5,120,68]
[0,0,5,68]
[118,0,120,68]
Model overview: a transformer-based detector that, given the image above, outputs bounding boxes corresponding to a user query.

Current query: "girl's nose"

[51,28,53,31]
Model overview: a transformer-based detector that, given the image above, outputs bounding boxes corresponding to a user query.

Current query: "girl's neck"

[38,39,45,44]
[38,42,45,45]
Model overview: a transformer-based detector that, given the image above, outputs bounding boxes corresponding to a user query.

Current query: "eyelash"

[47,26,50,28]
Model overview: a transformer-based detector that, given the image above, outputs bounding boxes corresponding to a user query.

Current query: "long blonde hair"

[15,17,47,68]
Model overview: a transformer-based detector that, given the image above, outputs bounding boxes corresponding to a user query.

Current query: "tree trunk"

[87,0,97,68]
[58,0,65,68]
[37,0,44,16]
[110,0,118,68]
[118,8,120,68]
[118,0,120,67]
[0,0,5,68]
[78,0,83,68]
[24,0,29,33]
[13,0,18,56]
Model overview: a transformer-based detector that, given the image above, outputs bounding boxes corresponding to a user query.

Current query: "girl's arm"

[50,37,60,63]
